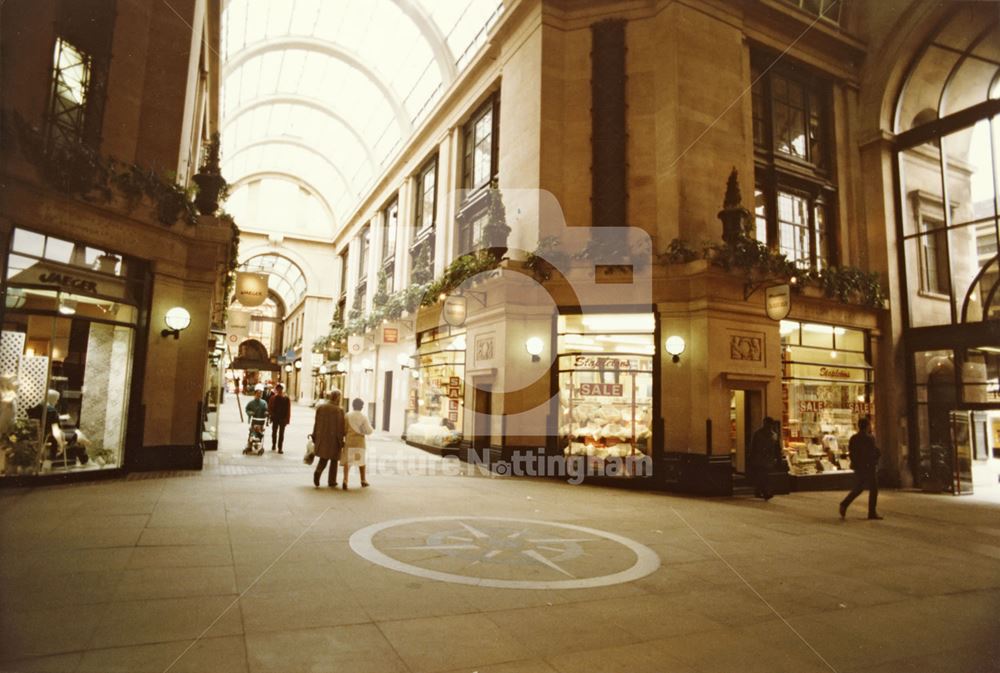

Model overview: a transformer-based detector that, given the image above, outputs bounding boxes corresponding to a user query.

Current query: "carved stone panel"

[730,335,763,362]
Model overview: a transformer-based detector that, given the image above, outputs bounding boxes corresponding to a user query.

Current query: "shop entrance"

[730,388,763,474]
[382,370,393,431]
[473,383,492,460]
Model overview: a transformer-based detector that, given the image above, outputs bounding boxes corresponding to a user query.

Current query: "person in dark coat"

[267,383,291,453]
[839,416,883,520]
[749,417,779,500]
[312,389,346,488]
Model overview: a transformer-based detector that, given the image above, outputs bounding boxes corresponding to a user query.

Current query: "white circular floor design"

[348,516,661,590]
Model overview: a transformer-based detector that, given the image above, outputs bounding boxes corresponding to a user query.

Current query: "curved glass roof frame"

[895,6,1000,134]
[227,177,334,241]
[220,0,505,230]
[239,253,308,310]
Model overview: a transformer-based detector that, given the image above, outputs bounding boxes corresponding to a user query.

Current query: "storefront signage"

[573,355,636,370]
[442,295,467,327]
[579,383,624,397]
[235,272,268,307]
[9,260,127,300]
[765,284,791,321]
[850,401,874,415]
[819,367,852,379]
[382,327,399,344]
[798,400,828,412]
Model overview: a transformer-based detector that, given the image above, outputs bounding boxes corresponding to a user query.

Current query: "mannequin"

[0,374,17,436]
[29,390,89,466]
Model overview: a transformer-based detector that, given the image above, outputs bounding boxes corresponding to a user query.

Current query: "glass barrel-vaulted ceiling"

[220,0,505,240]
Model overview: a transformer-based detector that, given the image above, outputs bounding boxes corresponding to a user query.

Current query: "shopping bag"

[303,435,316,465]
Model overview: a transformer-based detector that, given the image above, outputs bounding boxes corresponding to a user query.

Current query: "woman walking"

[311,389,346,488]
[342,398,374,489]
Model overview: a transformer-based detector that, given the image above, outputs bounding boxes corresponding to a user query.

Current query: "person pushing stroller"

[244,387,269,455]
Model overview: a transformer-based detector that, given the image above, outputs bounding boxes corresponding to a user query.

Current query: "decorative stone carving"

[475,333,495,365]
[730,335,762,361]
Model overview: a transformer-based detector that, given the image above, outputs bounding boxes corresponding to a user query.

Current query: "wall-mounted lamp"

[525,336,545,363]
[397,352,414,370]
[284,364,292,373]
[319,365,329,375]
[58,298,78,315]
[161,306,191,339]
[336,360,349,373]
[294,360,302,370]
[5,288,26,310]
[665,335,686,363]
[363,358,373,374]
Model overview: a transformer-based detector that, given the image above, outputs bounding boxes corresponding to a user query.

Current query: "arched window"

[895,5,1000,328]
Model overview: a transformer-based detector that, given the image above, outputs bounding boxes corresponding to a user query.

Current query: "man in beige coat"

[312,389,346,488]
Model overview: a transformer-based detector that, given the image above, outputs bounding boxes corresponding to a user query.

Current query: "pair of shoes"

[328,483,337,488]
[278,449,283,454]
[838,504,847,519]
[867,514,884,520]
[342,483,348,490]
[361,482,370,488]
[271,446,275,451]
[312,472,319,488]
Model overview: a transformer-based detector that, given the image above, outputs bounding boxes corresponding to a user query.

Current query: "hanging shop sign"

[765,284,791,321]
[227,309,250,339]
[442,295,468,327]
[9,260,127,300]
[235,272,269,307]
[382,327,399,344]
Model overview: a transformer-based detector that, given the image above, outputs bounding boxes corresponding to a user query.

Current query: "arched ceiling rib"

[225,138,357,199]
[220,0,505,239]
[223,37,413,136]
[223,95,378,171]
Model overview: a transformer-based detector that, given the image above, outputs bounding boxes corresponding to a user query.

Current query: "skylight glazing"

[220,0,504,241]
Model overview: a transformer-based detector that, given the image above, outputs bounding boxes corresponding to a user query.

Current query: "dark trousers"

[841,468,878,516]
[752,466,772,499]
[314,457,338,485]
[271,423,286,450]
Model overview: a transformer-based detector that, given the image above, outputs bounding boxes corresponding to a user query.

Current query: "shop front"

[779,319,874,487]
[1,227,146,478]
[556,313,655,478]
[404,326,465,450]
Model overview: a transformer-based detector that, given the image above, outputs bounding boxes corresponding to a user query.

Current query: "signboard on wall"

[765,284,791,321]
[235,272,269,307]
[382,327,399,344]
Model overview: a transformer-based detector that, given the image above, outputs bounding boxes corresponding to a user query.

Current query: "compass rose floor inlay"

[349,516,661,590]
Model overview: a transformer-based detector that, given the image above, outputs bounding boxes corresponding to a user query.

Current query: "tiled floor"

[1,398,999,673]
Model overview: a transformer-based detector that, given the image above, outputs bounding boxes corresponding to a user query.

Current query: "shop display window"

[2,228,139,477]
[780,320,873,476]
[405,327,465,448]
[557,314,654,476]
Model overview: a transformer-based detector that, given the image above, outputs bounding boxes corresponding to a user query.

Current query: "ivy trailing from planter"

[9,111,201,226]
[525,236,571,281]
[658,234,886,309]
[316,250,503,344]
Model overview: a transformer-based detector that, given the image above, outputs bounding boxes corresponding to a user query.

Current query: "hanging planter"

[193,133,228,216]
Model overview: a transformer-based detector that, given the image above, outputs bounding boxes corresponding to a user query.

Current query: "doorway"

[382,370,393,431]
[730,388,763,474]
[473,383,492,461]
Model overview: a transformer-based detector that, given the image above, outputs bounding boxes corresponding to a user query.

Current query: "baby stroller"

[243,415,267,455]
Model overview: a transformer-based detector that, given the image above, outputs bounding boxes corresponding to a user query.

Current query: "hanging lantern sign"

[765,284,791,321]
[227,308,250,338]
[235,272,268,307]
[442,295,468,327]
[347,335,366,355]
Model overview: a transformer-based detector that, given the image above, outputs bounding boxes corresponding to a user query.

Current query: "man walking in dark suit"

[839,416,883,520]
[749,417,779,500]
[267,383,291,453]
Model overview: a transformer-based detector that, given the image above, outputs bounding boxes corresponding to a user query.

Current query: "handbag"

[303,435,316,465]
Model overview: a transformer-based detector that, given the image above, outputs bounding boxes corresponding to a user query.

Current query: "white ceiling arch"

[228,172,339,240]
[225,138,357,202]
[222,94,378,171]
[223,37,414,136]
[220,0,505,240]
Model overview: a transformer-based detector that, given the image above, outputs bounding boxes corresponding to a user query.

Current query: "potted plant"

[193,133,228,216]
[3,418,39,475]
[478,186,511,261]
